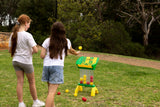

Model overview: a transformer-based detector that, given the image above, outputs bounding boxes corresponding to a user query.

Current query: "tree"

[16,0,56,44]
[119,0,160,46]
[0,0,19,28]
[102,0,122,21]
[57,0,103,50]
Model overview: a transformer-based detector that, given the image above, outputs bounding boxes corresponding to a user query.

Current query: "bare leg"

[45,84,59,107]
[16,71,24,102]
[47,82,49,92]
[26,72,37,100]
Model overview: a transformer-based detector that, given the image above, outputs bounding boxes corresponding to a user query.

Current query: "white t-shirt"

[9,31,37,64]
[42,38,71,66]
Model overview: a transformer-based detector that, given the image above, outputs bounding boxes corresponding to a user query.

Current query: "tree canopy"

[119,0,160,46]
[16,0,56,44]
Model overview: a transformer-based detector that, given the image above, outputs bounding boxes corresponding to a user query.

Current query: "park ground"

[1,48,160,106]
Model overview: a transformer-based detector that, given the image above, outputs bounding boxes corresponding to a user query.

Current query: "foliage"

[124,42,146,57]
[57,0,148,58]
[98,20,130,53]
[16,0,56,45]
[58,0,102,23]
[145,45,160,58]
[149,23,160,47]
[102,0,121,21]
[0,26,10,32]
[58,0,102,50]
[65,16,101,51]
[0,0,19,29]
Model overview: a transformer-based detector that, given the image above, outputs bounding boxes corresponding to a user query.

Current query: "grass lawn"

[1,50,160,107]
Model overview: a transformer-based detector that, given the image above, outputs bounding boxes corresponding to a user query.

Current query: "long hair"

[49,22,68,59]
[11,14,31,57]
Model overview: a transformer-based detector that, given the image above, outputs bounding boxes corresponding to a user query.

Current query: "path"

[78,52,160,70]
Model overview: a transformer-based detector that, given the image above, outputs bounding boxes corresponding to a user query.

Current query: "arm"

[32,46,38,54]
[8,34,12,53]
[68,46,80,55]
[40,47,47,59]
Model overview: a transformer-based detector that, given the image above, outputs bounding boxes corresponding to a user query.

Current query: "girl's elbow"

[40,54,45,59]
[35,49,38,53]
[32,46,38,53]
[40,56,44,59]
[34,47,38,53]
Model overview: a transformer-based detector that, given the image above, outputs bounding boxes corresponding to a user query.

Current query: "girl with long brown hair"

[40,22,80,107]
[9,14,45,107]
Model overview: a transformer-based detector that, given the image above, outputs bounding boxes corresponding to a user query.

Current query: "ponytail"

[11,24,20,57]
[10,14,31,57]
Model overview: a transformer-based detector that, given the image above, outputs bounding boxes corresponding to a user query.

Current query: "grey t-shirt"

[9,31,37,64]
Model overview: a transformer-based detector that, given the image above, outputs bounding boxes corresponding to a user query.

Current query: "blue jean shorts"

[42,66,64,84]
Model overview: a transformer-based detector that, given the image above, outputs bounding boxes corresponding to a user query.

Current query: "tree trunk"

[143,33,148,46]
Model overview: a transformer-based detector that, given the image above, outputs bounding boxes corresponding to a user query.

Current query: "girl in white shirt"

[9,14,45,107]
[40,22,80,107]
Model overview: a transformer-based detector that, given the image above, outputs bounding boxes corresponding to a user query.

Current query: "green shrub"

[124,43,146,57]
[145,45,160,58]
[99,20,131,54]
[32,31,48,45]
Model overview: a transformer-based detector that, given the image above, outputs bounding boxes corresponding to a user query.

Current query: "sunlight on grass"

[1,50,160,106]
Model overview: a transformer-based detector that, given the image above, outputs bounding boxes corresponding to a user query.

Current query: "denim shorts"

[12,61,34,73]
[42,66,64,84]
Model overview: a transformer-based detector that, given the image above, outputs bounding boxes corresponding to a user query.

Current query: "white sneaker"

[32,100,45,107]
[18,103,26,107]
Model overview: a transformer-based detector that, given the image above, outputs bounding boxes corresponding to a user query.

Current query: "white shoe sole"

[32,105,45,107]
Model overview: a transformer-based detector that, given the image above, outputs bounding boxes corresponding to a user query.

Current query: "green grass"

[1,50,160,107]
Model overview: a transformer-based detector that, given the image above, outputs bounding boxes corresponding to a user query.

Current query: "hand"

[76,51,80,55]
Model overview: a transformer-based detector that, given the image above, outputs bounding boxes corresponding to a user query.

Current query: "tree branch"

[120,11,142,24]
[155,15,160,20]
[144,2,160,5]
[147,16,155,33]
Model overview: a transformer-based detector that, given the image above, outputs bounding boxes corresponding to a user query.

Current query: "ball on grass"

[65,89,69,93]
[57,92,61,95]
[82,97,87,102]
